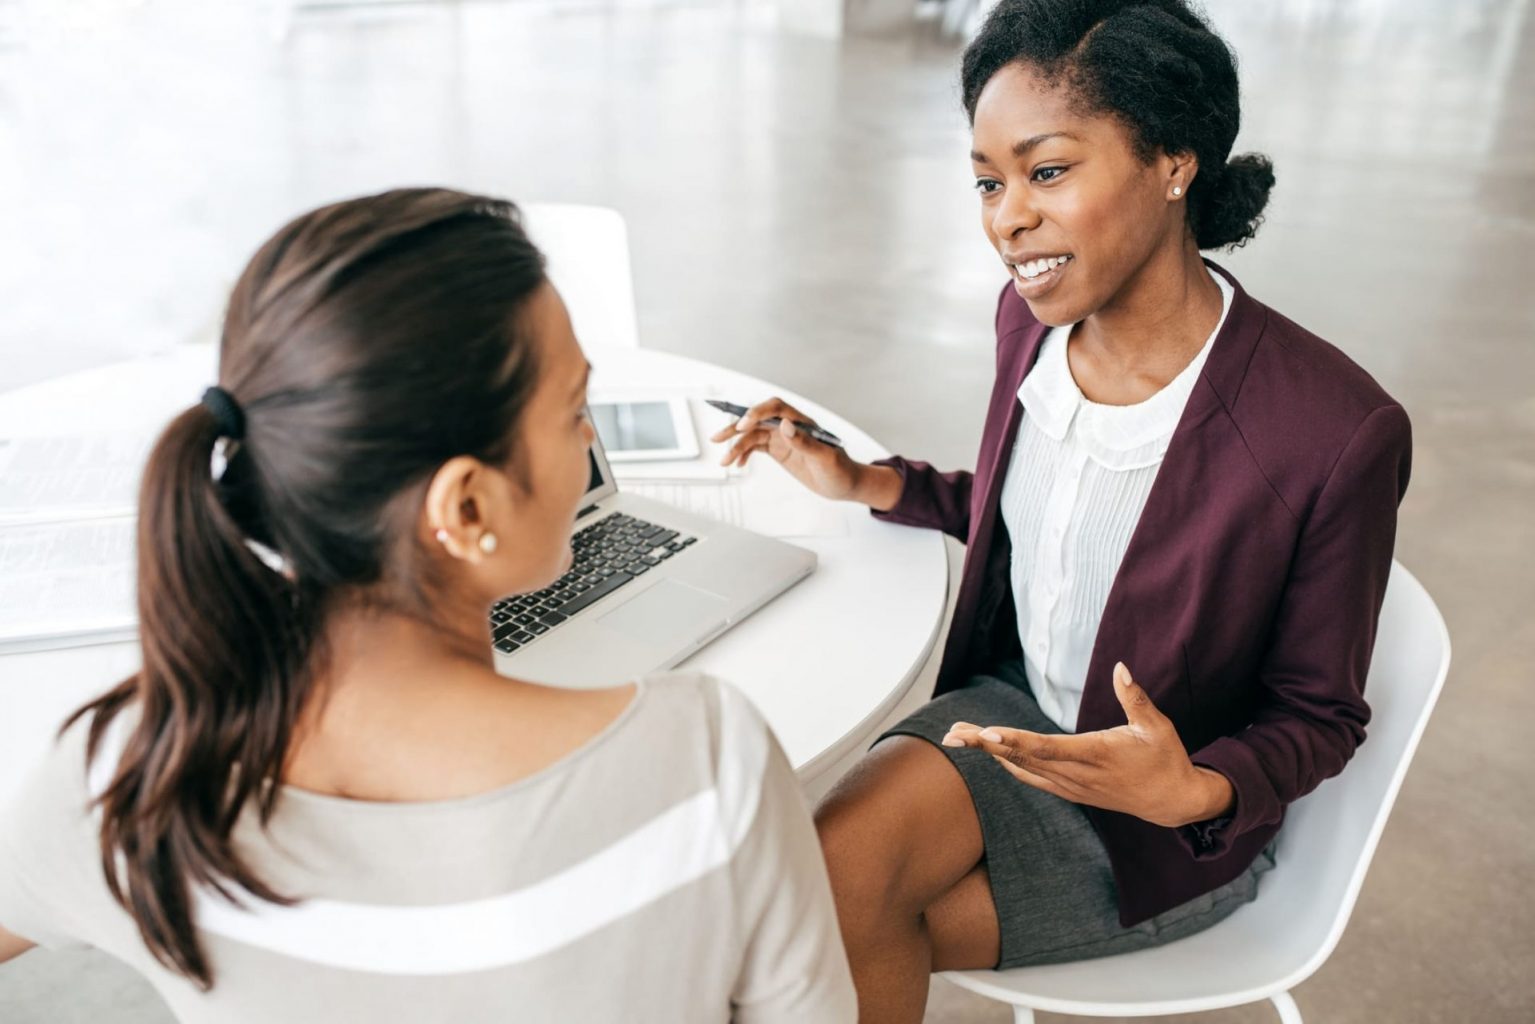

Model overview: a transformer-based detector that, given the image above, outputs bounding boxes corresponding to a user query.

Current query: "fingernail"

[979,728,1003,743]
[736,416,749,430]
[782,419,796,436]
[940,735,964,747]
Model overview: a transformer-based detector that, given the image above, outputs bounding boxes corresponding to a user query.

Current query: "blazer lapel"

[1075,260,1268,729]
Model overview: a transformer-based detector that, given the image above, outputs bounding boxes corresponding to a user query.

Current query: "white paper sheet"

[0,516,137,648]
[0,433,151,524]
[627,477,849,539]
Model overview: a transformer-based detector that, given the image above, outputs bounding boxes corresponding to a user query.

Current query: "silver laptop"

[490,421,816,686]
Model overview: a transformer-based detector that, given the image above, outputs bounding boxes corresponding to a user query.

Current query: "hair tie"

[201,386,245,441]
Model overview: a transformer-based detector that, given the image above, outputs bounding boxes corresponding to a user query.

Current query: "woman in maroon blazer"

[714,0,1411,1019]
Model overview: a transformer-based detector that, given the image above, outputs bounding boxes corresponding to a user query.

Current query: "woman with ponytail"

[713,2,1411,1019]
[0,188,855,1022]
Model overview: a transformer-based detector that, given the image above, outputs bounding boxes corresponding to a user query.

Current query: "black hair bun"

[1193,152,1275,251]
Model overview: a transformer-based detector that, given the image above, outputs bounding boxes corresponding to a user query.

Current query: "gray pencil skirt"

[876,658,1276,970]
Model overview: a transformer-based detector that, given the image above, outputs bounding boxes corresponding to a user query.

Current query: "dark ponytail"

[65,188,550,988]
[962,0,1276,251]
[72,403,321,984]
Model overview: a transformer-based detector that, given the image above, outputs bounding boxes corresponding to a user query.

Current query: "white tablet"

[587,398,700,463]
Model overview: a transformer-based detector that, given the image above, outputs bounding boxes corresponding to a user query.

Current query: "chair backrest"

[520,203,640,350]
[939,561,1451,1011]
[1250,559,1451,982]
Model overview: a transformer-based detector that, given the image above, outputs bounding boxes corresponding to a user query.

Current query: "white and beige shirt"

[999,269,1233,732]
[0,672,855,1023]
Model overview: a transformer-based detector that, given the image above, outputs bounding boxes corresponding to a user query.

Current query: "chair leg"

[1270,990,1302,1024]
[1011,1007,1036,1024]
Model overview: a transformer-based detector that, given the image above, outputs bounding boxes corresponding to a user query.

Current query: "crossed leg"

[814,735,1003,1023]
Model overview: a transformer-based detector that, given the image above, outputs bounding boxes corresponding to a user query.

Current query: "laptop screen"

[585,448,604,494]
[579,408,619,511]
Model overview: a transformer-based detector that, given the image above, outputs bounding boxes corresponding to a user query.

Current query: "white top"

[999,270,1234,732]
[0,672,856,1023]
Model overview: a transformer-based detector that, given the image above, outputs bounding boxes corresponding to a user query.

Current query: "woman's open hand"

[941,662,1236,828]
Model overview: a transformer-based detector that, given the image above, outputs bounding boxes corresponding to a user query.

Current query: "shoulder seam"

[1310,403,1404,514]
[1203,383,1402,526]
[1195,373,1302,524]
[1258,308,1391,412]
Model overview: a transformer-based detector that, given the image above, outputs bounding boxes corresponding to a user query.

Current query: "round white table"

[0,345,949,799]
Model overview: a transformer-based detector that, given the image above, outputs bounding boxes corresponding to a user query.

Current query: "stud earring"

[1172,186,1183,197]
[435,528,450,544]
[478,532,499,555]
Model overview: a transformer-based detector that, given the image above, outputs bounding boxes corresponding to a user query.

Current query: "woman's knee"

[926,866,1002,972]
[813,736,985,919]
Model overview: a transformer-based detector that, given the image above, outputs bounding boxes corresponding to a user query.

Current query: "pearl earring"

[435,528,450,544]
[478,532,499,555]
[1172,186,1183,197]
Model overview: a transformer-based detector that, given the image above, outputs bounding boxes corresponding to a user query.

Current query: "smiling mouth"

[1008,253,1073,280]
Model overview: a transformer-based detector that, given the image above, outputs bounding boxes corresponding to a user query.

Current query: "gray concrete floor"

[1,0,1531,1020]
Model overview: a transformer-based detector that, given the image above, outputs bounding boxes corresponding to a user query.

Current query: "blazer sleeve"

[866,457,974,542]
[1180,402,1413,859]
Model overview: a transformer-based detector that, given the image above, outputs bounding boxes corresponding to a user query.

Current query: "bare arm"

[1,923,37,963]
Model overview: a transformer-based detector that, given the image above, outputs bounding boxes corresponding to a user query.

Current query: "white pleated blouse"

[998,269,1233,733]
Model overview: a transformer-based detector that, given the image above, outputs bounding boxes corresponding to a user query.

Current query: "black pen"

[706,399,845,449]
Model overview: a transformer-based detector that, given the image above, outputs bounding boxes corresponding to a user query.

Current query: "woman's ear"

[423,456,501,563]
[1165,149,1199,199]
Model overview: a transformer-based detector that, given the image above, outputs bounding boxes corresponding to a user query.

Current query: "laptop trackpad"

[596,579,729,645]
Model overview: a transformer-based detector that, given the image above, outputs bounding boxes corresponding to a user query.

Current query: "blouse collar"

[1018,268,1234,470]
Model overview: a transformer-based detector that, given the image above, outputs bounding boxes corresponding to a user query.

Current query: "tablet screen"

[589,401,679,454]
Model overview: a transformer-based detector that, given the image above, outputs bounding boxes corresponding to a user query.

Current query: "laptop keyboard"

[488,513,698,655]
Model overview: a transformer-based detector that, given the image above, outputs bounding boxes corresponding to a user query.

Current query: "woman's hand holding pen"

[710,397,903,511]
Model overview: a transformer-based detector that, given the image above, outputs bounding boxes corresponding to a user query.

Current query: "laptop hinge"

[576,504,601,520]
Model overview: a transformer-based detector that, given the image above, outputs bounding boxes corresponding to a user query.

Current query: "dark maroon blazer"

[872,260,1413,926]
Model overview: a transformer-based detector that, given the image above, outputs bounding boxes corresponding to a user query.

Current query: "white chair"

[941,559,1451,1024]
[521,203,641,351]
